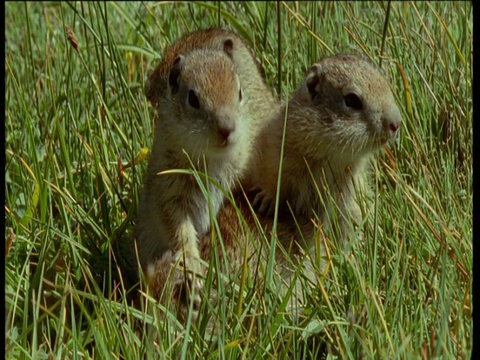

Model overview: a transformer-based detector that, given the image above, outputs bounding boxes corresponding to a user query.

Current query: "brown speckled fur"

[245,54,402,243]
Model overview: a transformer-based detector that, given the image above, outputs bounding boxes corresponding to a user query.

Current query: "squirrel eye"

[239,88,243,101]
[344,93,363,110]
[188,90,200,109]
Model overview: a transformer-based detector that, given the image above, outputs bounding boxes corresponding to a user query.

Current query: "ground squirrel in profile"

[134,29,277,316]
[246,53,402,241]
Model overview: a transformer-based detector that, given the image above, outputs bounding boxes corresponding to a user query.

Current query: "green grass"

[5,1,472,359]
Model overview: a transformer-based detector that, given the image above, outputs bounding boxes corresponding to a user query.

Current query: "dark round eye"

[188,90,200,109]
[344,93,363,110]
[239,88,243,101]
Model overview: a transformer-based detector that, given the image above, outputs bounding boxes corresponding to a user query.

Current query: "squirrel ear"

[306,64,321,97]
[168,55,185,93]
[296,64,322,103]
[223,39,234,58]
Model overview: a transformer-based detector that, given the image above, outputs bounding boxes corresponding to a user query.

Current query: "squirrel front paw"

[249,186,276,216]
[147,251,203,320]
[171,260,203,316]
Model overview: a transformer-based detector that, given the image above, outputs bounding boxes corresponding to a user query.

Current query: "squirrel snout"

[389,120,400,135]
[384,106,402,138]
[384,118,401,140]
[218,125,235,147]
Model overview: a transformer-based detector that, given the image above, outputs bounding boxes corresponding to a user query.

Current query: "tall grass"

[5,2,472,359]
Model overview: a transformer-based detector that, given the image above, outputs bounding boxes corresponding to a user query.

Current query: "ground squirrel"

[246,53,402,241]
[134,29,277,317]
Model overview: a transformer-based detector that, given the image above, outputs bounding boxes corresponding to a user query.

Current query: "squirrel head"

[291,54,402,163]
[159,49,249,158]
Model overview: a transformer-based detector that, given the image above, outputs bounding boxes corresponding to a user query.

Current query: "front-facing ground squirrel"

[134,29,277,318]
[246,53,402,242]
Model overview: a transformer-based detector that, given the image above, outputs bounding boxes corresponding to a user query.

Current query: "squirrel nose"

[218,126,235,146]
[390,121,400,134]
[386,118,401,139]
[386,106,402,137]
